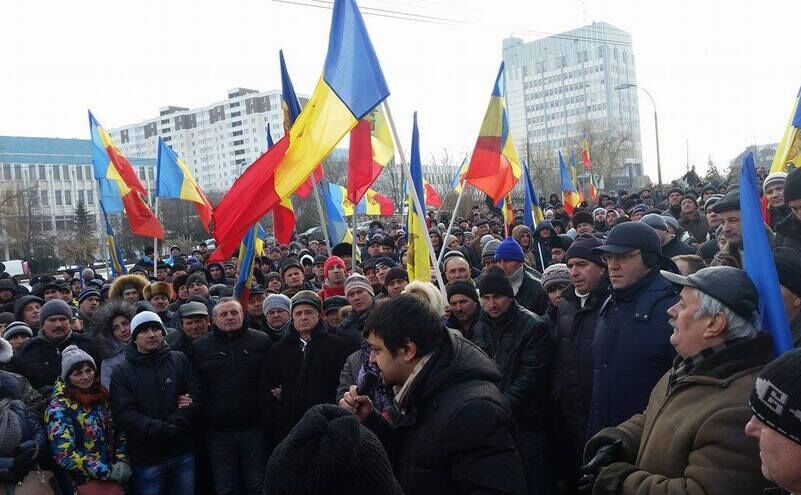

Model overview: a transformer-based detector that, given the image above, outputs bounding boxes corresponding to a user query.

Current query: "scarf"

[66,382,109,408]
[0,398,23,456]
[357,341,394,414]
[509,265,525,295]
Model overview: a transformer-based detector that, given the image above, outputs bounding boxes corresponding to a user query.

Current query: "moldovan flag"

[347,105,393,203]
[156,137,213,233]
[234,223,266,306]
[280,49,324,198]
[423,180,442,208]
[101,203,127,277]
[321,183,354,245]
[211,0,388,259]
[465,62,521,204]
[770,85,801,173]
[559,151,580,215]
[89,111,164,239]
[522,163,544,228]
[267,127,295,245]
[450,157,468,193]
[327,183,394,216]
[407,112,431,282]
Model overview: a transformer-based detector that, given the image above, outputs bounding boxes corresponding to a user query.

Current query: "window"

[55,191,63,206]
[62,165,69,179]
[76,166,83,181]
[13,164,21,180]
[2,164,10,180]
[85,165,91,180]
[86,190,93,205]
[41,190,49,206]
[65,190,72,205]
[38,165,46,179]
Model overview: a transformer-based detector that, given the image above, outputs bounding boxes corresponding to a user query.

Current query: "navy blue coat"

[586,268,678,438]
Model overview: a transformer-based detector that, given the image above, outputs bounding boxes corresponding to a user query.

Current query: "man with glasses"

[585,222,679,438]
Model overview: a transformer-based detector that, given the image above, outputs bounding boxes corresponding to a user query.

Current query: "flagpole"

[436,185,466,265]
[382,101,448,299]
[351,212,358,272]
[310,178,332,255]
[153,197,159,276]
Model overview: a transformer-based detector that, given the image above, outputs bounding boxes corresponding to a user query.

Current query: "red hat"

[323,256,346,276]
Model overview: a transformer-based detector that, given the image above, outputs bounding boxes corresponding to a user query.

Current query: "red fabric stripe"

[121,192,164,239]
[273,203,295,245]
[466,147,516,204]
[374,193,394,216]
[465,136,503,179]
[211,136,288,260]
[348,120,383,204]
[107,145,146,195]
[294,165,324,199]
[424,183,442,208]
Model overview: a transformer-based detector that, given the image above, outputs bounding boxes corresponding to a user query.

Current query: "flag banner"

[407,112,431,282]
[423,180,442,208]
[522,163,544,228]
[326,182,394,216]
[101,203,127,277]
[347,105,394,204]
[89,111,164,239]
[156,137,213,233]
[559,151,580,215]
[211,0,388,259]
[582,139,593,169]
[502,194,514,228]
[770,85,801,173]
[321,182,354,245]
[450,156,468,193]
[741,153,793,354]
[265,128,295,245]
[234,224,266,305]
[464,62,521,203]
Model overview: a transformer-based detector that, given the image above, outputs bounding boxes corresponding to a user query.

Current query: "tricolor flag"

[502,194,515,231]
[280,50,324,199]
[89,111,164,239]
[347,105,394,204]
[234,223,266,306]
[266,127,295,245]
[580,141,598,202]
[327,182,394,216]
[321,183,354,245]
[423,180,442,208]
[156,137,213,233]
[522,163,544,228]
[101,204,127,277]
[559,151,580,215]
[407,112,431,282]
[770,85,801,173]
[211,0,388,259]
[465,62,521,204]
[450,157,468,193]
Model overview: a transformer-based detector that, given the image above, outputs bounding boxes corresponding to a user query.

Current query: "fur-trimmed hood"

[402,281,445,316]
[0,338,12,363]
[109,274,148,301]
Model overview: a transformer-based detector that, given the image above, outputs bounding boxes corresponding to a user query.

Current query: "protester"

[92,299,136,390]
[2,321,33,353]
[540,263,571,322]
[318,256,347,299]
[109,275,147,303]
[261,293,292,343]
[763,171,790,228]
[14,295,42,333]
[336,274,376,350]
[494,237,548,316]
[0,368,47,488]
[322,296,348,331]
[641,214,695,258]
[445,280,485,341]
[774,166,801,252]
[166,301,211,355]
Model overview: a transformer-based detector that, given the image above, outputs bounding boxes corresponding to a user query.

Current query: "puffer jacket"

[474,301,553,433]
[0,397,46,483]
[586,268,678,438]
[99,340,126,391]
[110,344,200,466]
[774,213,801,254]
[45,380,127,484]
[10,331,97,393]
[513,267,549,317]
[586,334,774,495]
[364,330,527,495]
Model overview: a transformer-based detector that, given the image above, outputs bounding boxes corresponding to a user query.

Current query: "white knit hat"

[61,344,96,380]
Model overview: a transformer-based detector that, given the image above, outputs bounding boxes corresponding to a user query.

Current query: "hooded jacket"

[364,330,527,495]
[511,225,539,269]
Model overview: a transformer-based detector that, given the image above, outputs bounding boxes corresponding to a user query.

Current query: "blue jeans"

[206,427,266,495]
[132,452,195,495]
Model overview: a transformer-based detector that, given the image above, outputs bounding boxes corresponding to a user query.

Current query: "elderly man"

[641,214,695,259]
[662,187,684,219]
[166,301,211,355]
[763,171,790,228]
[582,266,772,494]
[775,167,801,252]
[586,222,679,437]
[442,252,473,284]
[493,237,548,316]
[709,190,747,268]
[745,349,801,495]
[445,280,485,342]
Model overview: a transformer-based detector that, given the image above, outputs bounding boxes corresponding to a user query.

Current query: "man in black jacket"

[191,297,272,495]
[445,280,487,342]
[340,295,527,495]
[476,268,555,495]
[550,234,609,492]
[494,237,548,316]
[264,290,350,443]
[110,310,200,494]
[335,274,376,351]
[165,301,210,356]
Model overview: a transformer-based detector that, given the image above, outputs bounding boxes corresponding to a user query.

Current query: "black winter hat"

[477,267,514,298]
[280,257,303,276]
[264,404,403,495]
[446,280,478,303]
[572,210,594,227]
[14,295,43,321]
[710,190,740,214]
[383,267,408,286]
[322,296,348,314]
[784,167,801,204]
[750,348,801,446]
[565,234,605,267]
[592,222,662,257]
[774,247,801,298]
[186,273,208,288]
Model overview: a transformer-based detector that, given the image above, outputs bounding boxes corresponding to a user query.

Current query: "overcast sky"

[3,0,800,183]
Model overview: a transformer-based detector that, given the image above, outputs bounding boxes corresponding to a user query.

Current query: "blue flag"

[740,152,793,354]
[522,162,544,229]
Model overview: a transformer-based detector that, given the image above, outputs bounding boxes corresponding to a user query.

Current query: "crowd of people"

[0,166,800,494]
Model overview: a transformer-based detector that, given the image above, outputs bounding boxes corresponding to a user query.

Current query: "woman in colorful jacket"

[45,345,131,490]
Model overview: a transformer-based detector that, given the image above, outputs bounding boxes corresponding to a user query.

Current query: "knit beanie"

[39,299,72,323]
[0,313,15,326]
[592,207,607,219]
[186,273,208,287]
[565,234,605,267]
[494,237,525,262]
[446,280,479,303]
[263,294,291,315]
[541,263,571,290]
[479,234,495,249]
[291,290,323,313]
[264,404,403,495]
[323,256,346,276]
[749,348,801,445]
[13,295,43,321]
[763,171,787,194]
[3,321,33,340]
[383,267,409,286]
[774,247,801,297]
[482,239,501,259]
[130,311,166,339]
[345,274,375,297]
[641,213,668,231]
[60,344,96,380]
[477,269,514,298]
[78,287,101,305]
[785,167,801,204]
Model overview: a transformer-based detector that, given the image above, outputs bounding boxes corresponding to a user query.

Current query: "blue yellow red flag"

[101,203,127,277]
[407,113,431,282]
[321,183,354,245]
[234,224,266,305]
[522,163,544,228]
[741,153,793,354]
[559,151,580,215]
[450,157,468,194]
[326,182,394,216]
[156,137,213,233]
[770,85,801,173]
[347,105,394,204]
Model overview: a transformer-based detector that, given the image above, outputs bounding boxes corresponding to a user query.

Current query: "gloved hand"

[109,462,132,483]
[578,439,623,494]
[10,453,35,482]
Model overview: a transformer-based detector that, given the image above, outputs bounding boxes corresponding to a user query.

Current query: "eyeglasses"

[600,250,642,264]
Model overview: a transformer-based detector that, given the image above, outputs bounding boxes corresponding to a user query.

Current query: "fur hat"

[402,281,445,315]
[143,282,174,301]
[109,274,148,300]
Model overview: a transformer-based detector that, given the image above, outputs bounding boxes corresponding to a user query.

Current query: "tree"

[573,120,635,190]
[58,199,98,266]
[704,156,723,184]
[0,182,47,261]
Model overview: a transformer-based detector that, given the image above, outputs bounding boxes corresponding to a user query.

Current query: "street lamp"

[615,83,662,187]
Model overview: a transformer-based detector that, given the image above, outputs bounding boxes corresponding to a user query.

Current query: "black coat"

[516,271,549,317]
[165,328,196,356]
[263,322,350,442]
[365,330,526,495]
[334,309,369,352]
[446,305,490,343]
[10,332,97,393]
[474,301,553,432]
[661,236,695,258]
[110,344,200,466]
[586,268,678,438]
[775,214,801,254]
[191,325,272,431]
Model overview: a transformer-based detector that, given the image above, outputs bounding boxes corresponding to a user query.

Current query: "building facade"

[503,22,643,183]
[109,88,286,192]
[0,135,155,261]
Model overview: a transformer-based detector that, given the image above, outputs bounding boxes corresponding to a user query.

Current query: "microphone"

[357,369,379,396]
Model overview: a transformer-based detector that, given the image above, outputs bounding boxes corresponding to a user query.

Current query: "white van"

[2,260,28,277]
